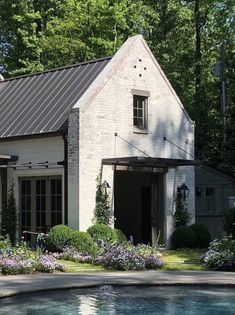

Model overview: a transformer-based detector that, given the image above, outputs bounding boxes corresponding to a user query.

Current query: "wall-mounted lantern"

[177,182,190,201]
[100,180,110,194]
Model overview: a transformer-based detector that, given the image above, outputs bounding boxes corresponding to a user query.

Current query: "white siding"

[0,136,64,226]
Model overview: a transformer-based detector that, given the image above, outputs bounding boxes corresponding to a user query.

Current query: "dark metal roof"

[0,57,111,139]
[102,156,202,168]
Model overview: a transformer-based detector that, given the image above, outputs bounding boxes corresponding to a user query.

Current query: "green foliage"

[173,190,190,228]
[190,223,211,248]
[87,223,117,244]
[68,231,98,255]
[114,228,127,243]
[223,208,235,239]
[94,173,111,225]
[202,237,235,271]
[171,226,196,249]
[46,224,73,252]
[1,186,17,245]
[0,236,12,250]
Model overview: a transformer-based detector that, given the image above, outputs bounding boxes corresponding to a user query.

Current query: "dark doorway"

[114,170,165,245]
[141,187,151,244]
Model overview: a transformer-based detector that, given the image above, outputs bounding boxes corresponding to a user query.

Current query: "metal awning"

[102,156,203,168]
[0,154,18,165]
[0,155,18,161]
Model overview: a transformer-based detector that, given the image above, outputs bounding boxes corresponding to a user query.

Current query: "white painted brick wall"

[67,109,80,229]
[71,36,195,245]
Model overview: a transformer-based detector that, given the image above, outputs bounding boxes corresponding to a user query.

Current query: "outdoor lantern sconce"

[100,180,111,194]
[177,182,190,201]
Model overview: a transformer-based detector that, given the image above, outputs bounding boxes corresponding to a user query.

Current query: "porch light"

[178,182,190,201]
[100,180,110,193]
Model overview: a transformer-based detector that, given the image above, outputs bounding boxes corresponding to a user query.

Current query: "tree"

[173,189,190,228]
[94,172,111,225]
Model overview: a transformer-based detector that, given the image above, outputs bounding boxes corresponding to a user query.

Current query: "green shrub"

[173,190,190,228]
[202,237,235,271]
[114,229,127,243]
[46,225,73,252]
[223,208,235,239]
[0,235,12,250]
[68,231,98,255]
[87,223,117,244]
[190,223,211,248]
[171,226,195,249]
[1,187,17,245]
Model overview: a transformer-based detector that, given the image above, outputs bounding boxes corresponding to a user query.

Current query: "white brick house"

[0,35,196,247]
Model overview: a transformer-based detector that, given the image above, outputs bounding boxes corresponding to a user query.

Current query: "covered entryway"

[102,156,201,247]
[114,170,165,245]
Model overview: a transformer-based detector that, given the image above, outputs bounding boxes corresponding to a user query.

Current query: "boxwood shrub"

[68,231,98,255]
[190,223,211,248]
[171,226,195,249]
[46,225,73,252]
[87,223,117,244]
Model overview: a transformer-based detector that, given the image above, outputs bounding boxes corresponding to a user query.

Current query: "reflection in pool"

[0,286,235,315]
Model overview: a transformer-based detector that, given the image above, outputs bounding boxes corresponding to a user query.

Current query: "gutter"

[62,133,68,225]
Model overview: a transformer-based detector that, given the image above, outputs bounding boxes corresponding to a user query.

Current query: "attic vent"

[0,74,4,82]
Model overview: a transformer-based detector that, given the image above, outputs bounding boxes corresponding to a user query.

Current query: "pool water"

[0,286,235,315]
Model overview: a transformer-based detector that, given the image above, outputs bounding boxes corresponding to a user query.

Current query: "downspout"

[62,134,68,225]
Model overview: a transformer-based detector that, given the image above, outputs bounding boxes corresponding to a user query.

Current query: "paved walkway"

[0,270,235,298]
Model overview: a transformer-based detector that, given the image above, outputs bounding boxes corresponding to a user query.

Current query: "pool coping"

[0,270,235,299]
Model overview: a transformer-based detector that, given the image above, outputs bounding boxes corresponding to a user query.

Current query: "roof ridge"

[1,56,112,82]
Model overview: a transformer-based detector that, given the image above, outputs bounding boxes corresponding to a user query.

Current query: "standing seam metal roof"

[0,57,111,139]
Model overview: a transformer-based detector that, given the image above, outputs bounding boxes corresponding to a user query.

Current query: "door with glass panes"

[19,176,62,242]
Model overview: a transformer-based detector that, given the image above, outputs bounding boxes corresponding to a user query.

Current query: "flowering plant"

[202,237,235,271]
[60,246,93,263]
[94,244,164,271]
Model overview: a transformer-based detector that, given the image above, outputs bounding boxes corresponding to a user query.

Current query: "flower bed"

[202,237,235,271]
[0,239,64,275]
[57,243,164,271]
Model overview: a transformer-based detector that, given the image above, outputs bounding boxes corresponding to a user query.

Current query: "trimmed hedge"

[87,223,117,244]
[171,226,195,249]
[190,223,211,248]
[46,225,73,252]
[68,231,98,255]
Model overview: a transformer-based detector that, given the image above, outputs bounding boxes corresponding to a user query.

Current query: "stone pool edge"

[0,270,235,299]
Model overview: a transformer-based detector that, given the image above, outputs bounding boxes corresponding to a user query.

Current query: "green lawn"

[60,260,108,273]
[59,249,207,273]
[161,249,206,271]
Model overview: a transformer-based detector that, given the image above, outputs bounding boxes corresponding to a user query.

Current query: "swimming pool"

[0,286,234,314]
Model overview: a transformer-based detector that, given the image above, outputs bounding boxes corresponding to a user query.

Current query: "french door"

[19,176,62,240]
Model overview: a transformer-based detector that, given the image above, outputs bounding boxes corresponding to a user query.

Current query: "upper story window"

[133,95,148,129]
[132,89,149,132]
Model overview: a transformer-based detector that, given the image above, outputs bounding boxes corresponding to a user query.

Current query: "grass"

[58,249,207,273]
[59,259,108,273]
[161,249,206,271]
